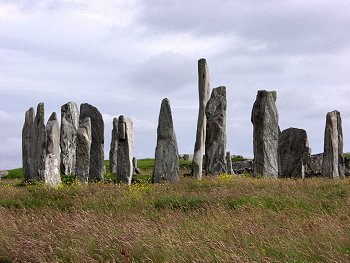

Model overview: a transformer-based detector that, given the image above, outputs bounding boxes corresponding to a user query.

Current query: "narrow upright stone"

[109,117,118,173]
[60,102,79,175]
[152,98,180,183]
[29,103,46,181]
[226,152,233,175]
[116,115,134,184]
[76,117,92,183]
[79,103,105,181]
[22,107,35,181]
[251,90,279,178]
[322,110,344,179]
[278,128,311,179]
[192,58,211,179]
[205,87,227,176]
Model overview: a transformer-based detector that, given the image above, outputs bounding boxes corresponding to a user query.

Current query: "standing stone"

[251,90,279,178]
[44,112,61,187]
[60,102,79,175]
[322,110,344,179]
[22,107,35,181]
[278,128,311,179]
[205,87,227,176]
[192,58,211,179]
[29,103,46,181]
[116,115,134,184]
[152,98,180,183]
[226,152,233,175]
[79,103,105,181]
[109,117,118,173]
[76,117,92,183]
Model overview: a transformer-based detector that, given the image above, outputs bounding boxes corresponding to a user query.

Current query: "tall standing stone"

[76,117,92,183]
[109,117,118,173]
[29,103,46,181]
[322,110,344,179]
[251,90,279,178]
[44,112,61,187]
[152,98,180,183]
[205,86,227,176]
[60,102,79,175]
[22,107,35,181]
[192,58,211,179]
[116,115,134,184]
[279,128,311,179]
[79,103,105,181]
[226,152,233,175]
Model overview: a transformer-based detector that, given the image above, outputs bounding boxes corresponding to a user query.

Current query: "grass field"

[0,161,349,262]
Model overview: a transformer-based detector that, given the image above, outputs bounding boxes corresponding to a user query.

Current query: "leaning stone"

[226,152,233,175]
[22,107,35,181]
[278,128,311,179]
[44,154,61,187]
[205,86,227,176]
[153,98,180,183]
[322,110,345,179]
[251,90,279,178]
[109,117,118,173]
[116,116,134,184]
[29,103,46,181]
[80,103,105,181]
[192,58,211,179]
[60,102,79,175]
[76,117,92,183]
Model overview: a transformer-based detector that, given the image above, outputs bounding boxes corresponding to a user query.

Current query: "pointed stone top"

[36,102,44,114]
[158,98,175,139]
[198,58,207,64]
[113,117,118,127]
[48,112,57,121]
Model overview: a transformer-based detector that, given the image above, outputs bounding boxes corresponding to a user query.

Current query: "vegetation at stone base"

[0,175,349,262]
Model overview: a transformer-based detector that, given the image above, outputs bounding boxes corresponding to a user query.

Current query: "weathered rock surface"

[44,154,61,187]
[192,58,211,179]
[29,103,46,181]
[60,102,79,175]
[232,160,253,174]
[44,112,61,187]
[226,152,233,175]
[205,86,227,176]
[80,103,105,181]
[109,117,118,173]
[251,90,279,178]
[116,116,134,184]
[22,107,35,181]
[278,128,311,178]
[76,117,92,183]
[153,98,180,183]
[322,110,345,179]
[306,153,350,177]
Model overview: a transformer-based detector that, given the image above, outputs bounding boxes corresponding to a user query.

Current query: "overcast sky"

[1,0,350,170]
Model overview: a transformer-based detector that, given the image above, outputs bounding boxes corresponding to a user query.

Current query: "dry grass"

[0,176,349,262]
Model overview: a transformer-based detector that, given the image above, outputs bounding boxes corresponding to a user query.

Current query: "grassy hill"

[0,161,349,262]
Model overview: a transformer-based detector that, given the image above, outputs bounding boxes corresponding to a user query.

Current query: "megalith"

[192,58,211,179]
[79,103,105,181]
[116,115,134,184]
[76,117,92,183]
[29,103,46,181]
[22,107,34,181]
[45,112,61,187]
[251,90,279,178]
[60,102,79,175]
[109,117,118,174]
[226,152,233,175]
[205,86,227,176]
[322,110,345,179]
[278,128,311,179]
[152,98,180,183]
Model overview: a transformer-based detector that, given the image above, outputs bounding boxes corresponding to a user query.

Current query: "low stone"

[205,86,227,176]
[153,98,180,183]
[116,116,134,184]
[278,128,311,178]
[232,160,253,174]
[226,152,233,175]
[76,117,92,183]
[109,117,118,173]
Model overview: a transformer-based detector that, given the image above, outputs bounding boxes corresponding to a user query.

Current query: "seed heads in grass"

[154,195,204,211]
